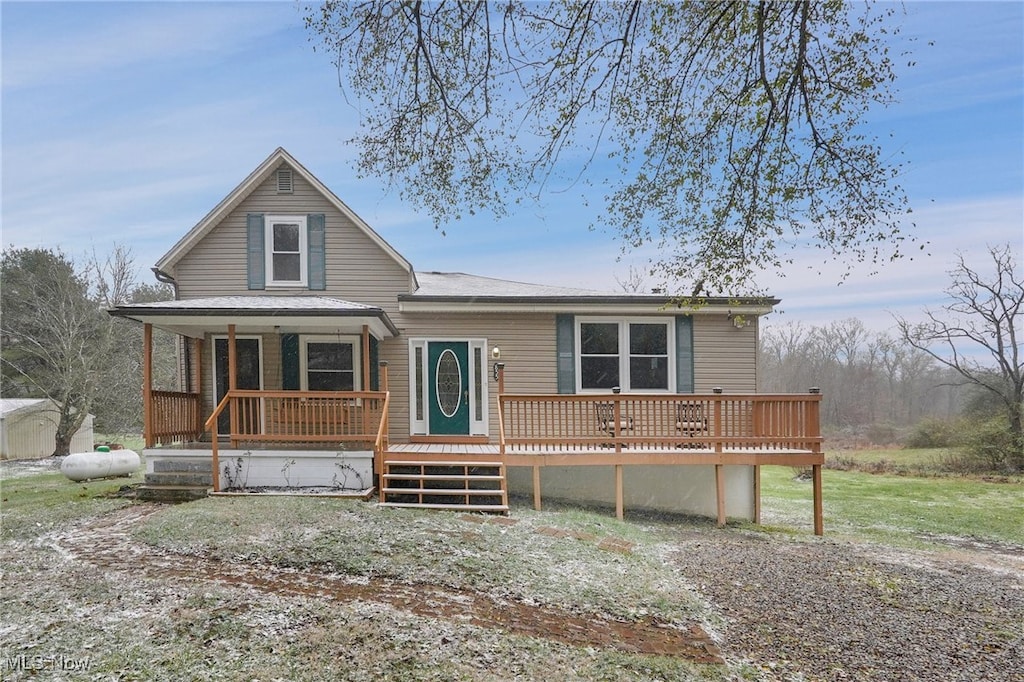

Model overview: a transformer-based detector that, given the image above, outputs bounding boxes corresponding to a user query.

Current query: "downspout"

[151,267,189,391]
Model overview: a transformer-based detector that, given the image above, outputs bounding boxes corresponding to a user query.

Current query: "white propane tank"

[61,446,141,482]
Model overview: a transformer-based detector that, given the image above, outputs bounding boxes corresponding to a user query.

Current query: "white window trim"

[265,214,307,287]
[575,317,676,393]
[408,338,489,436]
[299,335,361,391]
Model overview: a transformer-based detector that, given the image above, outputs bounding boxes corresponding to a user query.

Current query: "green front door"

[428,341,470,435]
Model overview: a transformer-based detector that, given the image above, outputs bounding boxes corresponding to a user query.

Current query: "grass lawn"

[1,449,1020,681]
[757,464,1024,549]
[0,471,135,540]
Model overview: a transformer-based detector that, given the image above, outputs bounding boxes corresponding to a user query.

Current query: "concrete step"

[151,459,212,474]
[135,485,210,503]
[144,471,214,487]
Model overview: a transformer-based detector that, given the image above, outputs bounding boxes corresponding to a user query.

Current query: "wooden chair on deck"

[596,402,633,447]
[676,403,707,448]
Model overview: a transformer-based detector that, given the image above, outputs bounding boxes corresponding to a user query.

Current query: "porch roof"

[108,296,400,339]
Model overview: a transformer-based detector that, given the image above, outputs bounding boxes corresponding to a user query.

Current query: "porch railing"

[497,393,823,454]
[148,390,203,446]
[203,389,388,491]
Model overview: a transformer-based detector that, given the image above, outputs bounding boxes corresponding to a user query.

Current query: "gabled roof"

[154,147,413,278]
[400,271,779,314]
[0,399,52,418]
[411,272,618,297]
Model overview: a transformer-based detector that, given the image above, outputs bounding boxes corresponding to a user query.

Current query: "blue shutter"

[675,316,694,393]
[247,214,265,290]
[555,314,575,394]
[281,334,300,390]
[307,214,326,291]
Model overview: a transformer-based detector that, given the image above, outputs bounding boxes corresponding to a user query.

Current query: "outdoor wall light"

[491,347,501,360]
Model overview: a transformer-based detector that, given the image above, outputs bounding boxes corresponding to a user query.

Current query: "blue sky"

[2,1,1022,334]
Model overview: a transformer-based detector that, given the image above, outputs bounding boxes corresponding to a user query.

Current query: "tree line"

[760,244,1022,472]
[1,246,176,455]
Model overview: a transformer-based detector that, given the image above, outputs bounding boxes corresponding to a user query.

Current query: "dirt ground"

[42,502,1024,681]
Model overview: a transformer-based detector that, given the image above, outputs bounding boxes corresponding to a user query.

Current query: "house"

[0,399,94,460]
[109,148,824,531]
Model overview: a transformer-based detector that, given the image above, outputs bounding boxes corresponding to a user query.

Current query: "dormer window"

[265,215,307,286]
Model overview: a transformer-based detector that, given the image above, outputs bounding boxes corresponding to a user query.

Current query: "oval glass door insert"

[435,349,463,417]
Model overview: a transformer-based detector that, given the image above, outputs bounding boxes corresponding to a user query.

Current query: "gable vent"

[276,168,294,194]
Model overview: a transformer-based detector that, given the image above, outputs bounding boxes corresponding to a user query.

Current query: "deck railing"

[497,393,823,454]
[148,390,203,446]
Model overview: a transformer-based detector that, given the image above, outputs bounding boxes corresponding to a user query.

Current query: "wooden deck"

[382,441,823,534]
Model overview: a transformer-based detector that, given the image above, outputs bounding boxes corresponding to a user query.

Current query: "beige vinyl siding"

[692,315,757,392]
[379,312,558,441]
[175,163,411,309]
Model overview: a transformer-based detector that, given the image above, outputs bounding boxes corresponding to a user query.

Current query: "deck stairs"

[136,459,212,503]
[378,457,509,513]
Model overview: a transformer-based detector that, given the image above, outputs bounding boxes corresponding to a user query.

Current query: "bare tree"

[0,245,169,454]
[306,1,918,295]
[896,244,1023,466]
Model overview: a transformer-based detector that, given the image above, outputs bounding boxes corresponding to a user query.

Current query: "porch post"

[361,325,371,390]
[143,323,153,447]
[193,337,204,437]
[228,324,237,447]
[715,464,726,526]
[812,464,824,536]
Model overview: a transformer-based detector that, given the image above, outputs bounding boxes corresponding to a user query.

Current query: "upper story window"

[265,215,307,286]
[577,318,673,392]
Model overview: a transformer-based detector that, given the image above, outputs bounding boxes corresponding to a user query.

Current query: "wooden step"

[383,473,505,481]
[381,487,504,496]
[385,460,503,468]
[378,502,509,512]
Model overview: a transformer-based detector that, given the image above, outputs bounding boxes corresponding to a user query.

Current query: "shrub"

[903,417,962,449]
[957,418,1023,473]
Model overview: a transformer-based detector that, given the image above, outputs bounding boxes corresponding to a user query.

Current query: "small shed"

[0,399,94,460]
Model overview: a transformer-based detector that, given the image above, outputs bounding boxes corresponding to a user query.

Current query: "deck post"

[143,323,153,447]
[753,465,761,525]
[715,464,726,526]
[615,464,624,520]
[812,463,824,536]
[532,465,541,510]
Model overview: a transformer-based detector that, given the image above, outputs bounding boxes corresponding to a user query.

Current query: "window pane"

[630,324,667,355]
[308,371,354,391]
[307,343,352,370]
[581,323,618,354]
[273,253,301,281]
[474,347,483,422]
[415,346,424,421]
[630,357,668,389]
[273,223,300,252]
[581,356,619,389]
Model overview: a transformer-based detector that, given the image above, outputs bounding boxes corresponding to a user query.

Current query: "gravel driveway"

[669,530,1023,681]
